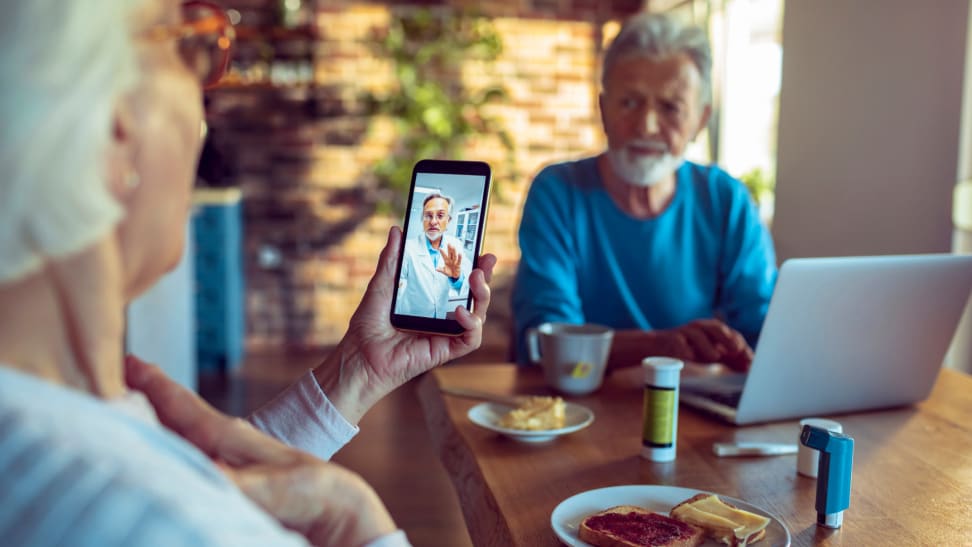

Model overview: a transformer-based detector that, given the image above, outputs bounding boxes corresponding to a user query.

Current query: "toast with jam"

[578,505,704,547]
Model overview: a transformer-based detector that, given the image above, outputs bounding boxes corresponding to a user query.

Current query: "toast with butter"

[497,396,565,430]
[579,505,704,547]
[669,494,770,546]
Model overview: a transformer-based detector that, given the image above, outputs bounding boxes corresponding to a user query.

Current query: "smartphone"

[390,159,492,336]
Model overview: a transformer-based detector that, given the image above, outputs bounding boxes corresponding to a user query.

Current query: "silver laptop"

[680,253,972,425]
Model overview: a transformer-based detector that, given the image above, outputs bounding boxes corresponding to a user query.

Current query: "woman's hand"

[316,226,497,425]
[225,462,396,547]
[125,356,397,546]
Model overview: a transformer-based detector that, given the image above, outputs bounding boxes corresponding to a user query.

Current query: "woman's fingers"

[468,268,492,323]
[477,253,497,284]
[125,355,223,445]
[125,355,296,466]
[370,226,402,293]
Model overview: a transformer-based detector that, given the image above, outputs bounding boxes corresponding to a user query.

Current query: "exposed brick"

[207,0,621,349]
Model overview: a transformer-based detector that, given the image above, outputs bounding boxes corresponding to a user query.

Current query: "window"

[661,0,785,223]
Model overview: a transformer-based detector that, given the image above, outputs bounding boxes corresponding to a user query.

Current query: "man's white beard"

[425,230,443,242]
[607,145,684,187]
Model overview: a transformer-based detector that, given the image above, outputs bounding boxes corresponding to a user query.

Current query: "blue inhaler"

[800,425,854,528]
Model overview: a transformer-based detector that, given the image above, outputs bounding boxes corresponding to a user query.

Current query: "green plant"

[362,7,514,214]
[738,166,775,206]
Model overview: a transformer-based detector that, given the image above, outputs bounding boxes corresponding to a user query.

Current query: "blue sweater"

[512,157,778,365]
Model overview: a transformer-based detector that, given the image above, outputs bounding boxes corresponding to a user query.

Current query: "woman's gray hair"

[601,12,712,104]
[0,0,142,283]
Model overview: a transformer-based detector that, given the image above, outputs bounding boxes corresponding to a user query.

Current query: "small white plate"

[551,485,791,547]
[467,401,594,443]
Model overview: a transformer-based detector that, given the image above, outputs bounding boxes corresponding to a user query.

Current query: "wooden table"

[417,363,972,546]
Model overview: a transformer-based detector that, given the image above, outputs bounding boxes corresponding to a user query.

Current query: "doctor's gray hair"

[422,192,454,217]
[0,0,142,283]
[601,12,712,104]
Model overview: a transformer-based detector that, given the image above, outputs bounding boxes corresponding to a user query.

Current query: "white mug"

[797,417,844,478]
[526,322,614,395]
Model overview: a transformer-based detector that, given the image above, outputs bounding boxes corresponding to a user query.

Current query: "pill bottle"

[641,357,684,462]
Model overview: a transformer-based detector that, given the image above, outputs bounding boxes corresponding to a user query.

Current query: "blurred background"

[126,0,972,392]
[119,1,972,544]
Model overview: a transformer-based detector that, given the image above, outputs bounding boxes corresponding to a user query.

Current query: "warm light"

[601,21,621,49]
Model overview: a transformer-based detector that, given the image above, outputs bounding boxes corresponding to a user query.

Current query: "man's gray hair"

[601,12,712,104]
[422,192,454,216]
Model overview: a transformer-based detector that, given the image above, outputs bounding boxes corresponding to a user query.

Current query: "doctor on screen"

[397,192,473,318]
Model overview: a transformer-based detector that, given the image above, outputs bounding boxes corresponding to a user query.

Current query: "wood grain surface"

[418,363,972,547]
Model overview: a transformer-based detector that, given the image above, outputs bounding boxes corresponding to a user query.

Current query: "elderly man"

[396,192,473,319]
[512,12,777,370]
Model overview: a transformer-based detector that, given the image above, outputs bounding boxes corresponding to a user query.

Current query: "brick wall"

[203,0,644,357]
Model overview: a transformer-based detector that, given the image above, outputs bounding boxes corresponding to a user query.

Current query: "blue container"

[192,188,245,373]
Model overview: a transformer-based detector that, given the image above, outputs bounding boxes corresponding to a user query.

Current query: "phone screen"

[390,159,492,336]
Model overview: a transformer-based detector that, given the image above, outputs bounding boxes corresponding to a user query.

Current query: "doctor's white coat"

[396,233,472,319]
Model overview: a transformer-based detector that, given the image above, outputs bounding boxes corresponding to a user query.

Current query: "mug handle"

[526,327,542,365]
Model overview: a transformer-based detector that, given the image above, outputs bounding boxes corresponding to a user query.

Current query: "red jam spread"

[585,511,695,545]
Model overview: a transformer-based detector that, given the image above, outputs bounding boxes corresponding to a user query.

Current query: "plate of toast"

[551,485,791,546]
[467,397,594,443]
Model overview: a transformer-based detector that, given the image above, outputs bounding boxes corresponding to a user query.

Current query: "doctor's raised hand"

[313,226,496,425]
[436,243,463,279]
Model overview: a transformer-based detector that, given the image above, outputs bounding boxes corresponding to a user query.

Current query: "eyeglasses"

[141,1,235,89]
[423,212,450,222]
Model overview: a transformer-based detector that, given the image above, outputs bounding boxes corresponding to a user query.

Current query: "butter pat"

[497,396,565,431]
[670,493,770,546]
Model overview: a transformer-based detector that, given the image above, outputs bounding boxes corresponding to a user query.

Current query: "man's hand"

[125,356,397,546]
[435,243,462,279]
[315,226,496,425]
[611,319,753,371]
[652,319,753,371]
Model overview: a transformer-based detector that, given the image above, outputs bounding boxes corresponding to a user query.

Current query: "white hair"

[423,192,454,216]
[601,12,712,104]
[0,0,142,283]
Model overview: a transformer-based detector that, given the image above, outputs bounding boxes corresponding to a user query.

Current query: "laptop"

[680,253,972,425]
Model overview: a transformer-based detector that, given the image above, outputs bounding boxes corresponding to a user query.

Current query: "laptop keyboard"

[706,390,742,408]
[681,374,746,409]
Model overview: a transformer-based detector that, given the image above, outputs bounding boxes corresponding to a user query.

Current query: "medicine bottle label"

[642,385,676,448]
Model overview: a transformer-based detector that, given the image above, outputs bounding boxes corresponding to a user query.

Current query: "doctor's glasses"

[423,212,450,222]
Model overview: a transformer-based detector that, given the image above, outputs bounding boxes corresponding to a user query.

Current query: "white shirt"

[395,233,472,319]
[0,367,410,547]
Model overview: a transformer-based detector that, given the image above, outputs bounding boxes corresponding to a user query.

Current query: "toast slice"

[669,494,770,546]
[579,505,705,547]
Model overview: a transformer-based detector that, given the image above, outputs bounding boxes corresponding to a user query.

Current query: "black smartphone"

[390,159,492,336]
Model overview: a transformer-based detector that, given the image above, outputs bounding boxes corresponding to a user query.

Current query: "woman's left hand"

[125,356,398,546]
[315,226,496,424]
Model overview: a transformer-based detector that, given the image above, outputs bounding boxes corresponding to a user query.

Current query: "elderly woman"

[0,1,495,545]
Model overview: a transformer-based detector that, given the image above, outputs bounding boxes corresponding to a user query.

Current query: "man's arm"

[715,177,778,347]
[451,240,473,290]
[512,167,586,365]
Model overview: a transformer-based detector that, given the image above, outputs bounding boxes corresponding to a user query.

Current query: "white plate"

[467,401,594,443]
[551,485,791,546]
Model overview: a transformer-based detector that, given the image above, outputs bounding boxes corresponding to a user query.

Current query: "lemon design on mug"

[571,362,593,378]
